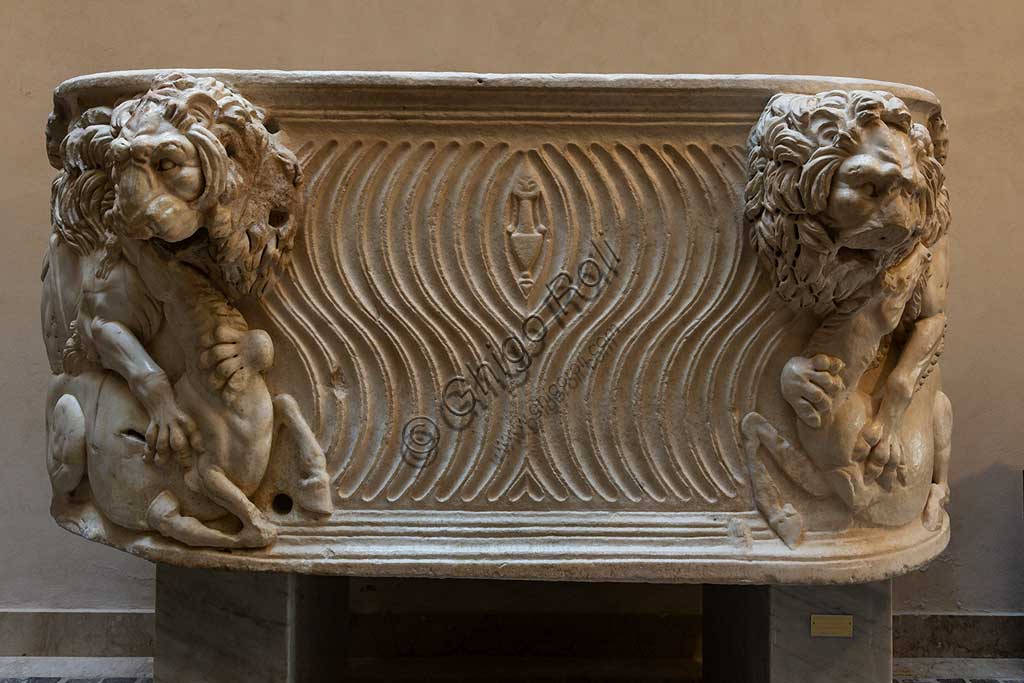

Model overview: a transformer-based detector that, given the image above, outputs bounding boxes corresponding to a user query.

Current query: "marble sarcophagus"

[41,71,952,583]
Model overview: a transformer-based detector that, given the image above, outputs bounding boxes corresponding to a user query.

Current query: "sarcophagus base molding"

[42,71,953,584]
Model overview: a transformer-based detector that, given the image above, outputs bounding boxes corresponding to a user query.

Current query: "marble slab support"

[703,581,892,683]
[155,565,349,683]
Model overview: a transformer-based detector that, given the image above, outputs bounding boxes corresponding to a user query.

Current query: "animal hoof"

[237,520,278,548]
[770,504,805,549]
[296,473,334,516]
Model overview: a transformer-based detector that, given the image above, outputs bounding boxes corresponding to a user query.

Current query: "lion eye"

[860,182,878,198]
[156,158,177,171]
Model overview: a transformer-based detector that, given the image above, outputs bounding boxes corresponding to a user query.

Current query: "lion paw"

[780,354,845,428]
[144,401,202,467]
[199,326,274,401]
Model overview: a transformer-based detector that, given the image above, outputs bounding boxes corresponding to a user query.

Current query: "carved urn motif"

[40,71,952,583]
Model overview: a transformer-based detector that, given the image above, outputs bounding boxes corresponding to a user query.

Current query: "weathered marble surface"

[41,70,953,583]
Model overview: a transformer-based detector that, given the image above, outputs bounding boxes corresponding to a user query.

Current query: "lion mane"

[105,71,303,300]
[744,89,949,316]
[45,72,303,373]
[50,107,116,257]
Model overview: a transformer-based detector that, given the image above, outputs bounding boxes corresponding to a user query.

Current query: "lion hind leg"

[48,394,87,495]
[923,390,952,531]
[740,412,809,549]
[146,490,244,548]
[273,394,333,516]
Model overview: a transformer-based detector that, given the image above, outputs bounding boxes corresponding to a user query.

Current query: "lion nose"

[129,140,154,163]
[111,166,152,222]
[110,138,131,163]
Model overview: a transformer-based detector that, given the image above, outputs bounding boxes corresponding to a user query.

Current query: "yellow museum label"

[810,614,854,638]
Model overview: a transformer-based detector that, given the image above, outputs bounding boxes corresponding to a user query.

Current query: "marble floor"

[0,658,152,683]
[0,657,1022,682]
[0,679,150,683]
[894,658,1024,682]
[2,676,1022,682]
[895,680,1024,683]
[2,677,1022,683]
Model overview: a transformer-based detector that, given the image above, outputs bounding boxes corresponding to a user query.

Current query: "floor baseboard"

[0,611,152,658]
[2,609,1021,662]
[894,614,1024,658]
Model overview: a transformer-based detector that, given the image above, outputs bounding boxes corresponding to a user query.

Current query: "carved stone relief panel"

[41,72,952,583]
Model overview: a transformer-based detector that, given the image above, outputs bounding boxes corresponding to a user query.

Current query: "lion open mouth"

[153,226,209,254]
[836,246,881,267]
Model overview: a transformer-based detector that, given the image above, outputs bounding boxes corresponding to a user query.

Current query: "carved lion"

[740,89,952,547]
[43,73,331,549]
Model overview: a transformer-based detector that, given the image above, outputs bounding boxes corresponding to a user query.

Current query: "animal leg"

[195,465,277,548]
[923,390,952,531]
[273,394,333,515]
[741,413,831,497]
[740,412,811,549]
[146,490,245,548]
[740,410,876,515]
[824,465,876,514]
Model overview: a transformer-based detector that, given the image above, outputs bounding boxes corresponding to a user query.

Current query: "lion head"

[744,90,949,315]
[104,72,302,299]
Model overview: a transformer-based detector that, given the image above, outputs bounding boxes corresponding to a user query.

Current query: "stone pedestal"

[157,565,892,681]
[704,581,893,683]
[155,564,349,683]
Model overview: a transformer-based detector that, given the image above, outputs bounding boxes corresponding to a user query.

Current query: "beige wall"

[2,0,1021,612]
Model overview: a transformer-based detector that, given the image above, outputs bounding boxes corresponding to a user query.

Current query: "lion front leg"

[863,312,946,487]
